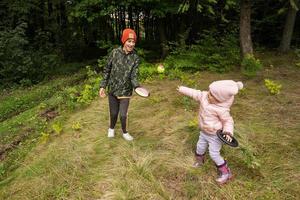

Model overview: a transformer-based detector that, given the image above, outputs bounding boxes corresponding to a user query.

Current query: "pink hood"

[209,80,243,108]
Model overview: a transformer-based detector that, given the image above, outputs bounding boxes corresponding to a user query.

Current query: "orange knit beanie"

[121,28,137,44]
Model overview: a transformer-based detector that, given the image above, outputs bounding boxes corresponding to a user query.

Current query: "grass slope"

[0,63,299,199]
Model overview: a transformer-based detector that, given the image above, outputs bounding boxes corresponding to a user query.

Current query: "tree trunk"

[144,9,150,40]
[115,10,119,40]
[59,0,67,29]
[128,6,134,28]
[118,8,122,37]
[39,0,45,29]
[279,2,298,53]
[240,0,253,58]
[158,18,168,58]
[106,15,114,41]
[135,8,140,41]
[121,6,126,30]
[47,0,53,17]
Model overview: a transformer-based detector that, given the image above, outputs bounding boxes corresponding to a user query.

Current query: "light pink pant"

[196,131,225,166]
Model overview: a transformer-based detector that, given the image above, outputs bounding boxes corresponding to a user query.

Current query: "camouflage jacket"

[100,47,140,97]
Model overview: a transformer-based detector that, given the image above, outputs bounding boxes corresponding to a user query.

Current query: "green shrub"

[139,63,157,81]
[241,54,263,78]
[52,122,63,134]
[0,23,61,86]
[167,68,185,80]
[264,79,282,95]
[77,84,94,104]
[163,32,240,72]
[0,23,33,85]
[0,73,85,122]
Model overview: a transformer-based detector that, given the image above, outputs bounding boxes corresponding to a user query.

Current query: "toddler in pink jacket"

[178,80,243,184]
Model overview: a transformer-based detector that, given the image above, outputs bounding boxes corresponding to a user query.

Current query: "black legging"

[108,94,130,133]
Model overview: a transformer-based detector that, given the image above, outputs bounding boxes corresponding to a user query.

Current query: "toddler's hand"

[222,132,233,142]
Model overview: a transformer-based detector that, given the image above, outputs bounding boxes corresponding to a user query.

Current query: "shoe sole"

[123,138,133,141]
[217,175,234,185]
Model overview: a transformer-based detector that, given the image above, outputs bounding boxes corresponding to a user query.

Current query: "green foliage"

[0,23,61,86]
[0,23,33,85]
[52,122,63,135]
[264,79,282,95]
[71,121,82,131]
[167,68,185,80]
[77,84,94,104]
[0,69,95,181]
[0,163,5,177]
[188,118,198,131]
[0,73,85,122]
[239,146,261,169]
[39,132,50,144]
[96,40,113,49]
[241,54,263,78]
[66,87,80,102]
[163,33,240,72]
[0,85,58,122]
[139,63,157,81]
[181,96,194,111]
[63,66,101,106]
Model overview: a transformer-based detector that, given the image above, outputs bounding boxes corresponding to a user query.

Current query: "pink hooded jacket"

[178,80,243,135]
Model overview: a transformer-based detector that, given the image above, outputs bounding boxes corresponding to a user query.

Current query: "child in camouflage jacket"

[99,28,140,141]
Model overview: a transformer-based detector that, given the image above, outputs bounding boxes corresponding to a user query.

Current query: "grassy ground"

[0,54,299,199]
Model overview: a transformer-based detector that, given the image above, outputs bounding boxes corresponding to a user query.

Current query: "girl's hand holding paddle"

[99,88,106,98]
[222,132,233,142]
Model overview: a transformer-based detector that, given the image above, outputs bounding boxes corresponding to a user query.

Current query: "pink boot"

[216,161,233,184]
[193,152,205,168]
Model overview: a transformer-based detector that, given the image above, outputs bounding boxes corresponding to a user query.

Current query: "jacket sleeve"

[219,110,234,135]
[99,50,114,88]
[130,56,140,89]
[178,86,202,101]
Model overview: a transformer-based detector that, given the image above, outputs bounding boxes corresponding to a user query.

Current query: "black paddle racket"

[135,86,150,98]
[217,130,239,147]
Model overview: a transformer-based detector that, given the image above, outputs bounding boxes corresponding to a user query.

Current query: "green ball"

[157,65,165,73]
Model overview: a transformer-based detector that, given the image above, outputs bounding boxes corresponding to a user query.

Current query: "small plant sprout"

[72,121,82,131]
[52,122,63,134]
[264,79,282,95]
[40,132,50,144]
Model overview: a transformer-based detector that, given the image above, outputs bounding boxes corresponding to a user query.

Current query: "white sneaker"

[107,128,115,138]
[122,133,133,141]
